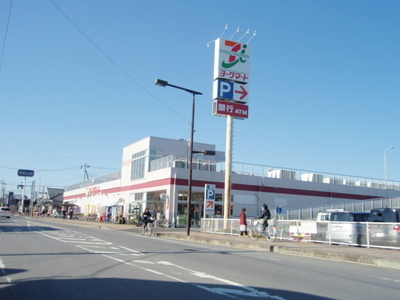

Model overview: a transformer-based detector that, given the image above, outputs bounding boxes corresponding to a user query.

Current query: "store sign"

[213,79,249,103]
[86,186,101,197]
[204,184,215,215]
[213,38,250,83]
[212,100,249,119]
[212,37,251,120]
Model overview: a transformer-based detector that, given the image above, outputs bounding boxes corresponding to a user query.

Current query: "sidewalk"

[35,216,400,271]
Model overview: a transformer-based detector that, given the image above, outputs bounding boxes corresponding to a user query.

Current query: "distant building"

[64,136,400,225]
[46,188,64,207]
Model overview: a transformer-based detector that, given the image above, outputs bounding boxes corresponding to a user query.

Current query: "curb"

[155,233,400,271]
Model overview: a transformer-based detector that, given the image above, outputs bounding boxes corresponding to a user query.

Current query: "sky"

[1,0,400,195]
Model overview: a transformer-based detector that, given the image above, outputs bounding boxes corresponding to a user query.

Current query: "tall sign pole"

[212,35,251,229]
[224,115,233,223]
[17,169,34,213]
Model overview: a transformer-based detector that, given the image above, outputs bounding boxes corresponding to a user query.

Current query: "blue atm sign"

[18,169,34,177]
[213,79,249,103]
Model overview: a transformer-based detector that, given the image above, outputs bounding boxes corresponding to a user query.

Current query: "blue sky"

[1,0,400,194]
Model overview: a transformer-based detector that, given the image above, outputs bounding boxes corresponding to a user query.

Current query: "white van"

[327,211,369,244]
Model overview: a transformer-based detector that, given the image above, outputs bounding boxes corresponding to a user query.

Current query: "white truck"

[289,209,344,241]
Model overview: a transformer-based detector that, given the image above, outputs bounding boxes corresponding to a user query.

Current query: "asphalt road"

[1,216,399,300]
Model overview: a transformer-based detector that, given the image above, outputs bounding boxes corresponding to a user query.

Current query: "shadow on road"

[0,277,334,300]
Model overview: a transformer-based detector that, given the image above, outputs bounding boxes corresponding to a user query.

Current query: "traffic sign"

[204,184,215,215]
[18,169,34,177]
[213,79,249,103]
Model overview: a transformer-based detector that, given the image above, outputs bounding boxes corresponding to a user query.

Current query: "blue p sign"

[205,184,216,200]
[219,80,233,99]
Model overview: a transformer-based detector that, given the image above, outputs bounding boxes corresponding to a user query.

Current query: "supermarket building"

[63,136,400,225]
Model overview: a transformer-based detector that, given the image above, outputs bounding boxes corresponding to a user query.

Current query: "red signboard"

[212,100,249,119]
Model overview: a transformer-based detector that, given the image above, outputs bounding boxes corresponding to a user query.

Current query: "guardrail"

[201,218,400,249]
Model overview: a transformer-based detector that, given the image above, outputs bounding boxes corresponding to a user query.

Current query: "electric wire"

[0,0,13,73]
[48,0,188,124]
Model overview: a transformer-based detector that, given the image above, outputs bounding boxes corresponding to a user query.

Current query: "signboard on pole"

[204,184,215,215]
[213,38,250,84]
[18,169,34,177]
[212,100,249,119]
[213,79,249,103]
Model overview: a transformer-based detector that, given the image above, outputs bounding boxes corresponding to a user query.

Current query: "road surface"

[0,216,399,299]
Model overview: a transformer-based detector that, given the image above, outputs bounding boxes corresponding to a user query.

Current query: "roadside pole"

[224,115,233,229]
[17,169,35,214]
[20,176,26,213]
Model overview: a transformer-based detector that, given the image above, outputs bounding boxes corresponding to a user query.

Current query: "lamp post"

[155,79,202,236]
[384,146,394,181]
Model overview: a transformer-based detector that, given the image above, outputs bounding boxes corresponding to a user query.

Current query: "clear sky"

[1,0,400,195]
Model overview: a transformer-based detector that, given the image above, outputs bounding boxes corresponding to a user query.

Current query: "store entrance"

[177,203,203,227]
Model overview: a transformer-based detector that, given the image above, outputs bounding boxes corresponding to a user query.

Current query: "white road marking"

[368,275,400,283]
[25,220,286,299]
[0,257,13,283]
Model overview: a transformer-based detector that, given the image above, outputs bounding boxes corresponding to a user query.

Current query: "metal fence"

[65,171,121,192]
[286,197,400,220]
[201,218,400,250]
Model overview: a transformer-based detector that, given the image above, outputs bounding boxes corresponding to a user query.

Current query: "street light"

[384,146,394,181]
[155,79,202,236]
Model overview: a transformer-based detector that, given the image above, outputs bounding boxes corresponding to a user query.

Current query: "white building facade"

[63,136,400,225]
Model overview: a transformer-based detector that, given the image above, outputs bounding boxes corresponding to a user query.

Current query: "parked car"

[368,208,400,247]
[0,207,12,218]
[327,211,369,244]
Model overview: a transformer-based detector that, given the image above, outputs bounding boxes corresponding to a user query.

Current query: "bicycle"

[140,218,154,236]
[249,219,277,242]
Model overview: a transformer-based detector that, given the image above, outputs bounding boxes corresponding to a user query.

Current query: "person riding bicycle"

[142,208,152,230]
[258,204,271,230]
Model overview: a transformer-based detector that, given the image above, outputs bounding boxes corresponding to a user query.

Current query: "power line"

[0,153,120,159]
[48,0,188,123]
[0,0,13,73]
[0,165,79,172]
[0,165,119,172]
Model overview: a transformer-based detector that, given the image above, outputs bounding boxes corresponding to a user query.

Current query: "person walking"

[258,204,271,230]
[142,208,152,230]
[239,207,248,237]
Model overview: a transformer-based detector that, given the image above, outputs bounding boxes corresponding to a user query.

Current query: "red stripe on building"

[64,177,379,202]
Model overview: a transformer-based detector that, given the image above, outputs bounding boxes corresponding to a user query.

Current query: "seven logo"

[221,40,248,69]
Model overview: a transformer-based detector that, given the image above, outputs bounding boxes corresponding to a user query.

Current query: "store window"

[177,191,205,226]
[131,150,147,180]
[146,191,165,219]
[149,148,163,165]
[128,193,145,222]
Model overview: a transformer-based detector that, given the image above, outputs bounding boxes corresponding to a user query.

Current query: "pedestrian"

[62,209,66,219]
[142,208,152,230]
[239,207,248,237]
[258,204,271,230]
[69,210,73,219]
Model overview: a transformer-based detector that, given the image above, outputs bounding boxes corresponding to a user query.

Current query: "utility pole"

[1,180,6,207]
[81,164,90,181]
[20,177,27,213]
[30,181,35,216]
